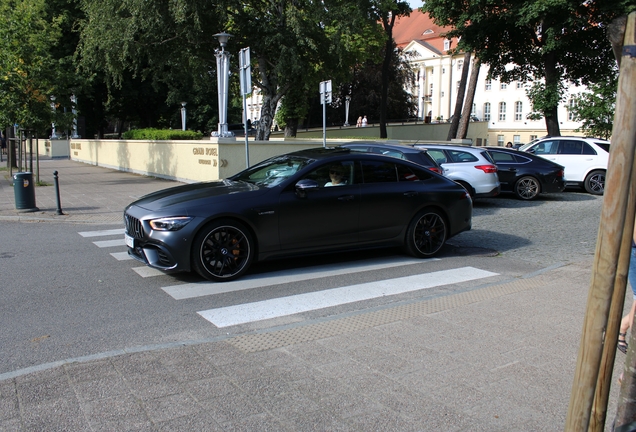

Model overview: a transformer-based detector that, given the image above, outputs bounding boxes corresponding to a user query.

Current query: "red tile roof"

[393,9,457,52]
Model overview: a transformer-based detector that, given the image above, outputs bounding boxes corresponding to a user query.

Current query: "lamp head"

[213,32,232,48]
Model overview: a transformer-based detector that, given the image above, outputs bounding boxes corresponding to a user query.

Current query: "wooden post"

[565,11,636,431]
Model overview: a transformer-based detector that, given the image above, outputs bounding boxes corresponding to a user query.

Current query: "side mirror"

[295,179,319,198]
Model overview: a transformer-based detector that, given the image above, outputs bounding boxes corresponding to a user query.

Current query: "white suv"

[519,136,610,195]
[412,144,500,198]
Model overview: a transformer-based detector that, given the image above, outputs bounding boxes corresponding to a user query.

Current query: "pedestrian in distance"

[361,115,368,127]
[356,116,362,127]
[0,131,6,162]
[506,141,513,148]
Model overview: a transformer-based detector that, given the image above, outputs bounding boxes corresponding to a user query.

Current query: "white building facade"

[398,11,585,146]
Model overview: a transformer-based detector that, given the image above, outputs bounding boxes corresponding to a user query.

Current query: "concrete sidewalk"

[0,158,626,431]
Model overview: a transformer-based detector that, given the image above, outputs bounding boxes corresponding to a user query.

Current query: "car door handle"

[403,191,418,197]
[338,195,355,201]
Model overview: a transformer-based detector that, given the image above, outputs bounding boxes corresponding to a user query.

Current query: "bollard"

[13,172,39,212]
[53,170,64,215]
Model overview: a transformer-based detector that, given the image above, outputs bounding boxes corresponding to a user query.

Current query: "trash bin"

[13,172,39,212]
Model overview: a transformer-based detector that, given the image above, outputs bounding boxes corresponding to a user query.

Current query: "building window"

[516,82,523,89]
[497,135,505,146]
[499,102,506,121]
[513,135,521,144]
[500,82,507,90]
[515,101,523,121]
[471,103,476,115]
[529,135,538,141]
[483,102,491,121]
[444,39,451,51]
[429,83,433,96]
[441,91,445,97]
[568,98,576,121]
[442,68,446,74]
[485,79,492,91]
[457,60,463,71]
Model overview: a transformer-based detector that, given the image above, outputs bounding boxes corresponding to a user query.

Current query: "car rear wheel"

[456,181,474,197]
[192,219,254,282]
[514,176,540,200]
[584,170,605,195]
[404,208,448,258]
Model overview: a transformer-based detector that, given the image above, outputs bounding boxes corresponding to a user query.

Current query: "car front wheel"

[404,208,448,258]
[514,176,540,200]
[192,219,255,282]
[584,170,605,195]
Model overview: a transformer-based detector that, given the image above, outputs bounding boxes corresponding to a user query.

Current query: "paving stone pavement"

[0,157,629,431]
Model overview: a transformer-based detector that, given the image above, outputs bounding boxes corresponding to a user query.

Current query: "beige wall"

[69,126,490,183]
[38,139,71,158]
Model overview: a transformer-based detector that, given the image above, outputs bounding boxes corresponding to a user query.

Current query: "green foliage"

[525,81,565,121]
[121,128,203,140]
[422,0,634,134]
[570,72,618,140]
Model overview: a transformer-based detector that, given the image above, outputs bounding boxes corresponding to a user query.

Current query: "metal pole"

[243,94,249,167]
[53,171,64,215]
[322,82,327,148]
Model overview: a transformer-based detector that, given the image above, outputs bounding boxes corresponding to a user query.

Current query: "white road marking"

[93,239,125,248]
[110,251,132,261]
[78,228,124,237]
[198,266,499,327]
[162,257,437,300]
[133,267,169,278]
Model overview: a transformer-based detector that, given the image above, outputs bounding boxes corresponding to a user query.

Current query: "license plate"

[124,233,135,248]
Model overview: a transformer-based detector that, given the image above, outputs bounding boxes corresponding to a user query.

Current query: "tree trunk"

[379,15,397,139]
[284,118,298,137]
[256,95,274,141]
[457,57,481,140]
[447,51,472,140]
[543,52,562,136]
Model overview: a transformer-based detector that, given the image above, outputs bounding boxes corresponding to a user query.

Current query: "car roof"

[341,142,430,154]
[413,143,485,153]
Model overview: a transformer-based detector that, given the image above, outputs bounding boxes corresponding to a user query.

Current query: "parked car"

[485,147,565,200]
[411,144,501,198]
[124,147,473,282]
[340,142,443,175]
[518,136,610,195]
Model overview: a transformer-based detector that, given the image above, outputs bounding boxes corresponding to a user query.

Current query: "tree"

[570,71,618,140]
[0,0,66,134]
[422,0,635,136]
[369,0,412,138]
[447,51,471,140]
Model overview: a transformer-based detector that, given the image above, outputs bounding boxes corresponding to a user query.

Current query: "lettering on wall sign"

[71,143,81,150]
[199,159,212,165]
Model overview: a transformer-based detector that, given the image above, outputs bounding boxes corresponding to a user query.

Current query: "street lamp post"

[50,96,58,139]
[180,102,187,131]
[344,95,351,126]
[71,95,80,138]
[212,32,233,138]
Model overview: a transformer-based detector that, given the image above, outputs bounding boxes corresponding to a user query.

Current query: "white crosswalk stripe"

[161,256,436,300]
[197,266,499,327]
[79,227,500,329]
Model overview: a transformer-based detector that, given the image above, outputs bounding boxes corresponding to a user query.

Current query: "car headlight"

[149,216,193,231]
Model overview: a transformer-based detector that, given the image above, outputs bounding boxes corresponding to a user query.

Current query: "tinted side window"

[533,140,558,155]
[448,150,478,163]
[397,164,432,181]
[427,149,447,164]
[594,142,610,153]
[558,140,583,155]
[489,151,516,163]
[361,161,397,183]
[582,142,597,155]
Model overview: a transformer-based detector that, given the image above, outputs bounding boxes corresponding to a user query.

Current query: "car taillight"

[557,170,564,178]
[475,164,497,173]
[428,167,443,175]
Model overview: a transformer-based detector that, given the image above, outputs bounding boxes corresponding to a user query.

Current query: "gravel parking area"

[447,189,603,267]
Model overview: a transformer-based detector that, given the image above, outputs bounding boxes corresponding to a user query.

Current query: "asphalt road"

[0,188,602,375]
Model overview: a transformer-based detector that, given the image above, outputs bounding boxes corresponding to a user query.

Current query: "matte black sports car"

[124,147,472,281]
[485,147,565,200]
[340,142,443,175]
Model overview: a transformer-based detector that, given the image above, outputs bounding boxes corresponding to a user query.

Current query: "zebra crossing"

[78,228,500,328]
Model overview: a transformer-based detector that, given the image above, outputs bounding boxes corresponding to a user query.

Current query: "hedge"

[121,128,204,140]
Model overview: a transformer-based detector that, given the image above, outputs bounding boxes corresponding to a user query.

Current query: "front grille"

[125,214,145,239]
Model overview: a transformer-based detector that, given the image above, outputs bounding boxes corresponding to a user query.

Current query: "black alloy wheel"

[404,208,448,258]
[584,170,605,195]
[514,176,540,200]
[192,219,254,281]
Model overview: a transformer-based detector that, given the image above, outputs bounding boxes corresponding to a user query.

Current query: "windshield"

[230,155,313,187]
[518,138,542,152]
